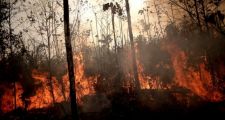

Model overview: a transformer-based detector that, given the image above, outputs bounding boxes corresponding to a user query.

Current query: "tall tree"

[103,2,123,53]
[125,0,141,90]
[112,5,117,53]
[63,0,79,119]
[46,1,55,105]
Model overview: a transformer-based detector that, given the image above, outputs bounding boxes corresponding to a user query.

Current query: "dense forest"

[0,0,225,119]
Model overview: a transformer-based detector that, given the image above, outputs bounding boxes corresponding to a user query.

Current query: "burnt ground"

[1,88,225,120]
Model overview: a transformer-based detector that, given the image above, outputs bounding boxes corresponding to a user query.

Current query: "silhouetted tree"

[103,2,122,53]
[63,0,79,119]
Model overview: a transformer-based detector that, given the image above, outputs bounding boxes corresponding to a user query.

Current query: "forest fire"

[62,53,97,104]
[1,0,225,119]
[0,53,97,113]
[29,70,65,110]
[163,41,224,102]
[1,46,224,114]
[0,83,24,113]
[134,43,168,90]
[137,60,165,90]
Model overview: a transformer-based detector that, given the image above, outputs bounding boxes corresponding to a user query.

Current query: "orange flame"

[0,52,97,112]
[62,53,97,104]
[137,60,166,89]
[28,70,65,110]
[123,44,167,90]
[163,41,224,102]
[0,83,24,113]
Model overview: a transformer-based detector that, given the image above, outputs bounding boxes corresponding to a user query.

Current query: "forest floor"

[1,88,225,120]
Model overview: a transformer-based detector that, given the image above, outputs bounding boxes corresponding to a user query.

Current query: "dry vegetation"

[0,0,225,119]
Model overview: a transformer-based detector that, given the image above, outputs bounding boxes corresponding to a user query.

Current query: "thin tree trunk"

[153,0,163,37]
[76,20,80,50]
[51,9,66,100]
[146,7,151,41]
[125,0,141,90]
[170,4,175,22]
[63,0,79,119]
[111,10,117,53]
[143,11,150,40]
[106,13,110,54]
[119,18,124,49]
[53,12,59,57]
[94,13,101,72]
[47,15,55,105]
[194,0,201,29]
[201,1,209,31]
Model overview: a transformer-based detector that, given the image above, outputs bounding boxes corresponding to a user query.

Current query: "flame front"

[137,60,165,90]
[163,41,224,102]
[0,44,224,113]
[62,53,97,104]
[28,70,65,110]
[0,83,23,113]
[0,53,97,112]
[123,45,166,90]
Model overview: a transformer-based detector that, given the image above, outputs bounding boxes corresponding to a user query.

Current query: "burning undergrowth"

[0,53,98,113]
[162,40,225,102]
[0,39,225,114]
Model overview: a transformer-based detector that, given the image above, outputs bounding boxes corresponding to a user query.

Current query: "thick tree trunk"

[125,0,141,90]
[63,0,79,119]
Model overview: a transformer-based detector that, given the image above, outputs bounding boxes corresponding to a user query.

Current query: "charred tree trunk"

[125,0,141,90]
[63,0,79,119]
